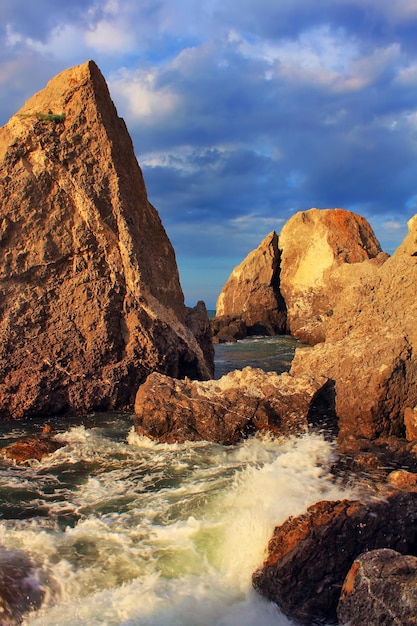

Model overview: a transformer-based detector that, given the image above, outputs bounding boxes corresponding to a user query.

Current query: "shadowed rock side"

[253,492,417,625]
[337,549,417,626]
[0,546,44,625]
[134,367,328,444]
[213,209,386,344]
[0,61,213,419]
[213,231,287,342]
[290,214,417,443]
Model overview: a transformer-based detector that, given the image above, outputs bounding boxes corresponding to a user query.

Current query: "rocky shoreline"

[1,61,417,625]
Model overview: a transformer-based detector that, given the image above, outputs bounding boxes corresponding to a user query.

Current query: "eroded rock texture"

[253,492,417,625]
[338,549,417,626]
[0,61,213,419]
[134,366,327,444]
[278,207,386,343]
[291,214,417,441]
[214,231,287,340]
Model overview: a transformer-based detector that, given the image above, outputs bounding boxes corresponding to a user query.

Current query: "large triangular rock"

[0,60,213,419]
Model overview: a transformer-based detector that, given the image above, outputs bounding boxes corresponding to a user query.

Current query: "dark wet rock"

[338,549,417,626]
[252,491,417,625]
[0,546,44,625]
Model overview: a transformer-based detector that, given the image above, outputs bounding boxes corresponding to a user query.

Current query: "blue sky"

[1,1,417,307]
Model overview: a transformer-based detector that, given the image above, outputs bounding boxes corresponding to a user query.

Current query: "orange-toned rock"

[134,367,328,444]
[1,434,65,464]
[253,492,417,625]
[291,214,417,441]
[214,231,287,339]
[0,61,213,419]
[278,208,386,343]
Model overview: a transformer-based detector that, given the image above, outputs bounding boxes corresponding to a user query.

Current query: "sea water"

[0,338,353,625]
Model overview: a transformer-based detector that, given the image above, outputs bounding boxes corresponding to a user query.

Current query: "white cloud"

[109,68,180,120]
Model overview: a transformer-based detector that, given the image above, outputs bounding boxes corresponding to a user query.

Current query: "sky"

[1,1,417,307]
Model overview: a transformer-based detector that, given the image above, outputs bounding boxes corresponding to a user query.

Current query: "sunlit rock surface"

[0,61,213,419]
[134,366,327,444]
[278,207,386,343]
[291,213,417,441]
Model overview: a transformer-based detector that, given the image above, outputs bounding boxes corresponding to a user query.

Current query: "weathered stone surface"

[278,208,386,343]
[134,367,327,444]
[0,61,213,419]
[291,213,417,441]
[338,549,417,626]
[214,232,287,339]
[0,546,44,625]
[252,491,417,625]
[1,426,66,464]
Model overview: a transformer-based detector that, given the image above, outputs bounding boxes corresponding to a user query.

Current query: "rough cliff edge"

[0,60,213,419]
[213,208,386,344]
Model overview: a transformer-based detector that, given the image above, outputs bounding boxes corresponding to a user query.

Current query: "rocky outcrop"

[338,549,417,626]
[278,208,386,343]
[1,426,66,463]
[213,231,287,340]
[213,209,385,344]
[252,491,417,625]
[0,61,213,419]
[133,367,328,444]
[0,546,44,625]
[290,214,417,442]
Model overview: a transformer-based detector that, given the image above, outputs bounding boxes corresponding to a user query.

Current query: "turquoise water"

[0,337,349,626]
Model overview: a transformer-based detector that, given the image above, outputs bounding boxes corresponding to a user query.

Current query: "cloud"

[1,0,417,305]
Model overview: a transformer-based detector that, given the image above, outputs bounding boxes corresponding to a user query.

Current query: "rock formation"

[0,61,213,419]
[213,231,287,341]
[134,367,327,444]
[337,549,417,626]
[290,214,417,442]
[253,492,417,625]
[278,208,387,343]
[213,208,385,344]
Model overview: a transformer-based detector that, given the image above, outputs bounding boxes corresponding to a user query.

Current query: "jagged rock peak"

[0,61,213,419]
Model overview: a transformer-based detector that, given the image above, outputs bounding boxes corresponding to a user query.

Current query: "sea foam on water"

[0,418,354,626]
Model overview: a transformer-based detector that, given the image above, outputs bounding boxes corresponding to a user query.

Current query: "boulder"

[278,208,386,343]
[133,367,328,444]
[0,546,44,625]
[1,426,66,464]
[0,61,213,419]
[214,231,287,339]
[338,549,417,626]
[291,213,417,441]
[252,491,417,625]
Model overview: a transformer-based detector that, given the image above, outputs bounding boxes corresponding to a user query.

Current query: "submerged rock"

[338,549,417,626]
[0,61,213,419]
[133,367,327,444]
[0,546,44,625]
[1,426,66,464]
[252,491,417,625]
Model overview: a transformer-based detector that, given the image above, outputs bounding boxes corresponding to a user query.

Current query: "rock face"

[213,209,385,344]
[0,61,213,419]
[134,367,327,444]
[252,492,417,625]
[291,214,417,442]
[278,208,386,343]
[338,549,417,626]
[214,232,287,340]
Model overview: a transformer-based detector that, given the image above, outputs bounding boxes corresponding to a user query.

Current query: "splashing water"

[0,414,353,626]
